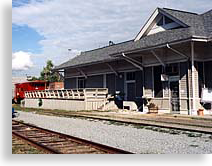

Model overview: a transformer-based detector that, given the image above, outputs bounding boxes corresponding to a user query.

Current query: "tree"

[39,60,62,82]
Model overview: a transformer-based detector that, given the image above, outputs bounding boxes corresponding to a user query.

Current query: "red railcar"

[13,80,48,103]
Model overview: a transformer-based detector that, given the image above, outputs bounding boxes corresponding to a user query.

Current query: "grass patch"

[189,144,199,148]
[13,105,86,117]
[107,121,126,126]
[131,124,145,129]
[186,133,202,137]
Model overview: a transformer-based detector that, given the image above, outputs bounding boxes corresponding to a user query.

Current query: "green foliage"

[35,60,62,82]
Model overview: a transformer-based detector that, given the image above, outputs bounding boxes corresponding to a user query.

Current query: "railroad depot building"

[54,8,212,115]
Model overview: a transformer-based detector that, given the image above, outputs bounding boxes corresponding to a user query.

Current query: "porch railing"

[24,88,108,101]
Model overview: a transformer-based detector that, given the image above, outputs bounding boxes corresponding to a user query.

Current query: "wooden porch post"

[191,41,196,114]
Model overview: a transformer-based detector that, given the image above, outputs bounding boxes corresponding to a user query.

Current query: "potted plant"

[197,109,204,116]
[147,103,158,114]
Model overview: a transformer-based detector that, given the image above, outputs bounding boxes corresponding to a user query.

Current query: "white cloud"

[12,51,34,70]
[12,0,212,70]
[12,0,160,66]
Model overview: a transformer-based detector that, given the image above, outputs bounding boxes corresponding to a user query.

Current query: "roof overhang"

[112,36,210,57]
[53,58,119,71]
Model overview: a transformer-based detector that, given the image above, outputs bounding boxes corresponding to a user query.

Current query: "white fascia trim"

[134,8,159,41]
[191,38,208,42]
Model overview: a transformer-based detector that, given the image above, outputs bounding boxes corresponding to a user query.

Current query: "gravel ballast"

[15,111,212,154]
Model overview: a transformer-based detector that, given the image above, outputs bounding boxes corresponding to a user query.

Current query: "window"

[157,17,163,26]
[156,16,174,26]
[126,72,135,81]
[165,16,174,24]
[165,63,179,76]
[197,61,212,98]
[78,78,86,89]
[197,62,204,98]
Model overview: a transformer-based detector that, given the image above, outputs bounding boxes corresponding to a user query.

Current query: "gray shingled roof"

[55,8,212,70]
[201,9,212,37]
[55,40,133,69]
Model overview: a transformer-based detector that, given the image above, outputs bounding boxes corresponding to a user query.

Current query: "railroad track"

[12,120,133,154]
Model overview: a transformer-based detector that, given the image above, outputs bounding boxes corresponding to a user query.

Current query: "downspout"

[187,60,191,115]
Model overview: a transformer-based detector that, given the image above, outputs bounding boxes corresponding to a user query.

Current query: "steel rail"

[12,132,60,154]
[12,120,133,154]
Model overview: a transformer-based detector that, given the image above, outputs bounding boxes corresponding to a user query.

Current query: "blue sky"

[12,24,44,53]
[12,0,212,77]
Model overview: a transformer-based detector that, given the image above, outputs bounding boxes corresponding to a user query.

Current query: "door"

[170,81,180,112]
[127,82,136,101]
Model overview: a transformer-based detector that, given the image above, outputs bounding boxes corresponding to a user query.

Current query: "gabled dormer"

[134,8,189,41]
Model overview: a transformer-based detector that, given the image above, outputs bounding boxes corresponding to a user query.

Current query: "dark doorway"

[170,81,180,112]
[127,82,136,101]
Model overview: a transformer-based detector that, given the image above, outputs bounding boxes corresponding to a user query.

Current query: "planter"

[197,109,204,116]
[148,108,158,114]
